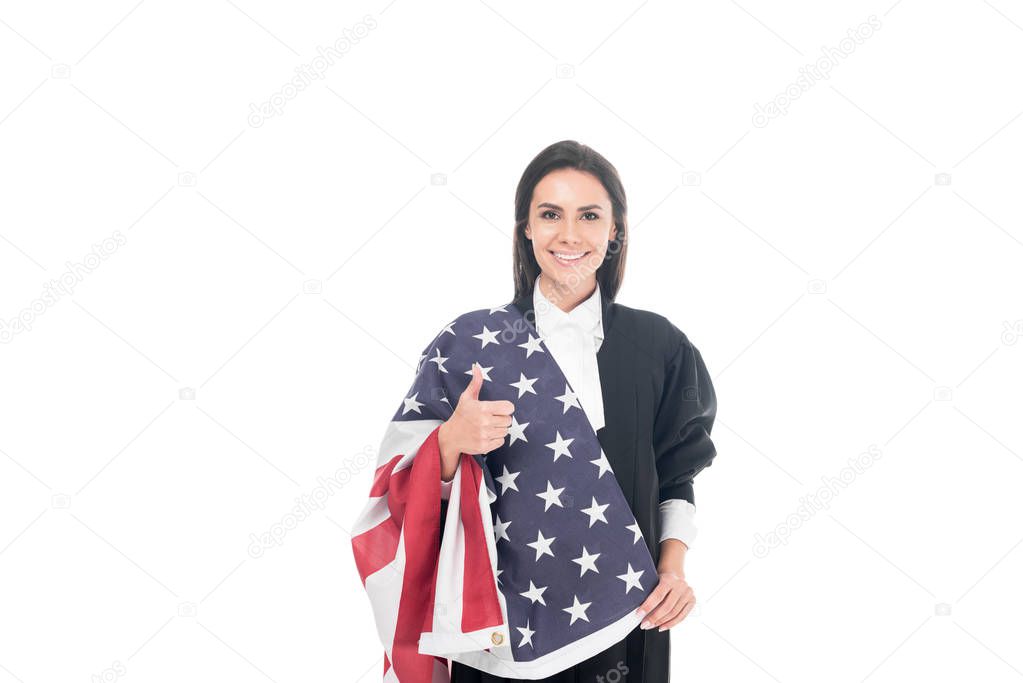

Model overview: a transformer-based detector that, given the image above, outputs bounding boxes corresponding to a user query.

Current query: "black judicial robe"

[443,285,719,683]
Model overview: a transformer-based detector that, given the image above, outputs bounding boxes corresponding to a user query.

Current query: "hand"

[438,363,515,472]
[635,571,695,632]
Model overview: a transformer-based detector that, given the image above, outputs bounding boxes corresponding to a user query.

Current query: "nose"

[557,217,583,245]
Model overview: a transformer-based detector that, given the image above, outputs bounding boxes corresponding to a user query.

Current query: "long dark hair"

[512,140,629,303]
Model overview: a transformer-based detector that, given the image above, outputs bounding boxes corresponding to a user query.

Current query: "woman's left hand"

[635,570,695,631]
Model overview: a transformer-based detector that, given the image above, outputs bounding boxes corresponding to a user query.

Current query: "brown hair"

[512,140,629,302]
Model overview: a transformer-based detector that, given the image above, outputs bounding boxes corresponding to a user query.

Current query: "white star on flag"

[517,620,535,648]
[517,334,545,357]
[473,325,500,349]
[526,529,556,561]
[494,514,511,543]
[580,496,609,527]
[402,392,424,415]
[572,546,600,577]
[509,373,539,398]
[463,363,493,381]
[590,452,613,478]
[507,416,530,445]
[562,595,592,625]
[495,465,520,494]
[554,384,581,413]
[519,580,548,605]
[545,431,575,462]
[617,563,645,594]
[428,348,449,373]
[536,480,565,511]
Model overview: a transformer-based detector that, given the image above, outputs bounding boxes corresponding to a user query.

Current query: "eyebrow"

[536,202,605,212]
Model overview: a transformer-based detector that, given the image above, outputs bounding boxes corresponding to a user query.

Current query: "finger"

[658,598,696,631]
[463,363,483,401]
[479,399,515,415]
[651,596,687,629]
[642,592,682,629]
[482,415,513,429]
[637,583,670,617]
[484,425,510,438]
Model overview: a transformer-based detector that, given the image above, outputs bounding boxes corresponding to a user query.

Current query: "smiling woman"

[525,170,616,281]
[352,140,718,683]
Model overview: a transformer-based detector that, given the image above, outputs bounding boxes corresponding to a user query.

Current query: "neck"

[539,273,597,314]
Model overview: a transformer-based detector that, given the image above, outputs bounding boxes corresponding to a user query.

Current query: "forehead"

[532,169,610,207]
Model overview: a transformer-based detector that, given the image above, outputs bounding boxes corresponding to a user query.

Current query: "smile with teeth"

[550,250,589,264]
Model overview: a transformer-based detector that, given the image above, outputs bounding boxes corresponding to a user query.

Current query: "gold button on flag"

[491,632,504,645]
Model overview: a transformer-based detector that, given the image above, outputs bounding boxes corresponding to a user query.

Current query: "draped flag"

[351,303,659,681]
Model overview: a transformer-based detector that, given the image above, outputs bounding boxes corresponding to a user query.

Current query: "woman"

[436,139,719,681]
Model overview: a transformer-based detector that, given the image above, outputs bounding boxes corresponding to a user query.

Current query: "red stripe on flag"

[352,458,414,585]
[370,453,403,497]
[391,424,445,682]
[459,456,504,633]
[352,517,400,586]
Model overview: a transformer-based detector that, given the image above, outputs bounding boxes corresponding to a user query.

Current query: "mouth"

[549,250,590,267]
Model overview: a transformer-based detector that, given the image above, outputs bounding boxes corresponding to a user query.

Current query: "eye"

[541,210,559,220]
[582,211,599,220]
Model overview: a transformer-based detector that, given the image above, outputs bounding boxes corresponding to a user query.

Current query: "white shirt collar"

[533,273,604,342]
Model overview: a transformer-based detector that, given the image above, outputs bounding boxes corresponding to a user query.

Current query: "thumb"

[463,362,483,401]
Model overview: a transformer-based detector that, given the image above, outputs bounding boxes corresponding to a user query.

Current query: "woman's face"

[524,168,617,296]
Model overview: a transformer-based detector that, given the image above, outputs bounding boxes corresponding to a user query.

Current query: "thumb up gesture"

[439,363,515,461]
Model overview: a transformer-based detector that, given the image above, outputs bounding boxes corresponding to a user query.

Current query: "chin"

[541,265,595,287]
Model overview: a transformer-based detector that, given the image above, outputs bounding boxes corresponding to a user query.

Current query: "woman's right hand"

[438,362,515,481]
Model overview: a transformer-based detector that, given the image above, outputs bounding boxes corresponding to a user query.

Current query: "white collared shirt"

[441,276,699,549]
[533,273,605,433]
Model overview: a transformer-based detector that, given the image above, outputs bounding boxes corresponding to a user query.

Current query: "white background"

[1,1,1022,681]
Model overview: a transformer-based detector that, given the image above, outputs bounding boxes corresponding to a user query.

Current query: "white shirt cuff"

[659,498,697,549]
[440,476,453,500]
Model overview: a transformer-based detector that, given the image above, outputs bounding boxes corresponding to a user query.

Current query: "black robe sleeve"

[652,331,718,506]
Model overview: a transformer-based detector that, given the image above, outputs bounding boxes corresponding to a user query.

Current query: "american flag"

[352,303,658,682]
